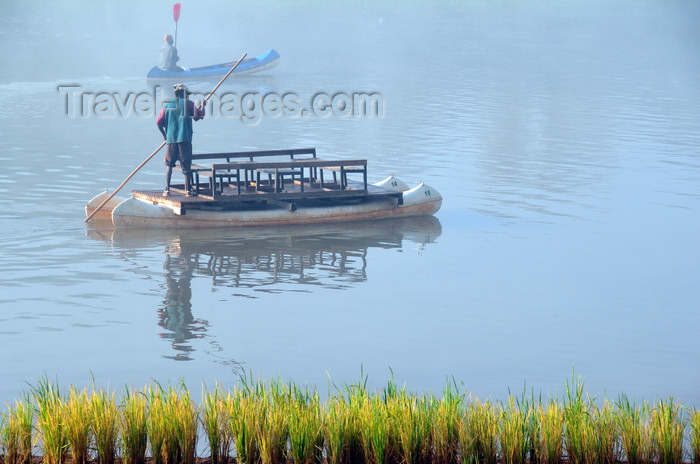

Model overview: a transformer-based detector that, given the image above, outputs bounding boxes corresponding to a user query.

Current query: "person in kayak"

[157,84,206,197]
[159,34,183,72]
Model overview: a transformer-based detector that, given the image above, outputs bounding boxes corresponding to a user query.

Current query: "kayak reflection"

[87,216,441,361]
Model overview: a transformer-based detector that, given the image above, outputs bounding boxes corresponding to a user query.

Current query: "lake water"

[1,0,699,408]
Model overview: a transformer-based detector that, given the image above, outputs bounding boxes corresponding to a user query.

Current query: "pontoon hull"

[86,179,442,229]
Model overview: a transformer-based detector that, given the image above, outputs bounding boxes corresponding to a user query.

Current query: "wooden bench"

[188,148,317,196]
[319,164,367,191]
[255,167,302,192]
[208,159,368,198]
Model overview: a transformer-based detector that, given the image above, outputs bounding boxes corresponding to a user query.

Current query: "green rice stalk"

[461,398,500,464]
[615,395,649,464]
[429,387,456,464]
[64,387,91,464]
[0,408,13,464]
[227,388,260,464]
[458,403,478,464]
[689,408,700,464]
[201,386,223,464]
[32,378,67,464]
[344,380,370,464]
[161,394,180,464]
[120,387,149,464]
[500,396,530,464]
[387,391,431,464]
[360,395,391,464]
[380,379,402,464]
[533,400,564,464]
[255,389,287,464]
[0,410,7,462]
[286,385,324,464]
[18,396,34,464]
[147,386,168,464]
[1,396,34,464]
[431,383,462,464]
[563,375,589,464]
[148,384,196,464]
[202,385,233,464]
[324,385,366,464]
[178,387,199,464]
[324,397,349,464]
[649,398,684,464]
[163,385,198,464]
[414,397,433,464]
[384,393,408,464]
[89,388,119,464]
[586,399,619,464]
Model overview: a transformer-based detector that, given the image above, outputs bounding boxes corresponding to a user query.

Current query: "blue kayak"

[146,49,280,81]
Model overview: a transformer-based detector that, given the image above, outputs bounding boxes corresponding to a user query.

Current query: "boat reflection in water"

[87,216,442,361]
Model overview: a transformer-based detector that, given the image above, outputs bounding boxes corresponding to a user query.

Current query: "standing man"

[159,34,183,72]
[157,84,206,197]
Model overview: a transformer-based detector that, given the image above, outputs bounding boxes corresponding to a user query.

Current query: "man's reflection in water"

[158,250,207,361]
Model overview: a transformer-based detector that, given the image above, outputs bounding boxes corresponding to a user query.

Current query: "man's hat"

[173,83,189,95]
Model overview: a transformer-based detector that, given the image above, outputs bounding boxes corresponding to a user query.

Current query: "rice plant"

[17,396,34,464]
[202,384,232,464]
[458,401,478,464]
[64,387,91,464]
[500,396,530,464]
[343,379,370,464]
[0,409,10,463]
[533,400,564,464]
[616,395,650,464]
[690,408,700,464]
[32,377,67,464]
[649,398,684,464]
[146,383,199,464]
[147,385,168,464]
[324,396,349,464]
[168,386,198,464]
[226,388,260,464]
[286,384,324,464]
[254,381,288,464]
[563,374,589,464]
[360,395,393,464]
[431,382,462,464]
[90,388,119,464]
[587,399,619,464]
[460,398,500,464]
[0,396,33,464]
[386,390,431,464]
[120,387,148,464]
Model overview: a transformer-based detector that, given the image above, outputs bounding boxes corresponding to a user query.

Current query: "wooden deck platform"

[131,149,403,215]
[132,180,401,215]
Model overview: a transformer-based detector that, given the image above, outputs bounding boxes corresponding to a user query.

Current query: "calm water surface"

[1,0,699,406]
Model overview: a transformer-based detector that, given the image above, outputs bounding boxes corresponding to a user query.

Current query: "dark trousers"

[164,142,193,191]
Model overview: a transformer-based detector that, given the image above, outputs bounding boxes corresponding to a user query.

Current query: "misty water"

[1,0,699,408]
